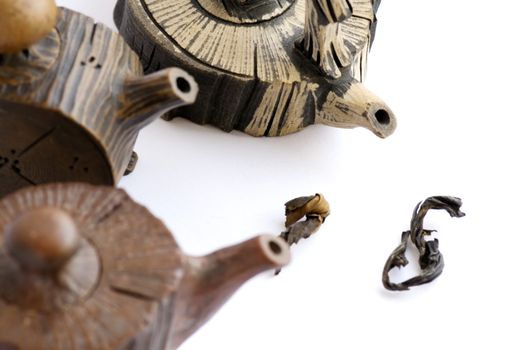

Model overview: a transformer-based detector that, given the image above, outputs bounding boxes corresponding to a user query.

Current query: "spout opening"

[259,235,291,268]
[374,109,391,125]
[366,103,397,138]
[317,83,396,138]
[269,241,282,254]
[168,68,198,105]
[176,77,191,93]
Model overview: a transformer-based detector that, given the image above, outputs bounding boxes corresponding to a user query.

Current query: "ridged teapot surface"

[0,183,290,349]
[0,2,198,198]
[115,0,395,137]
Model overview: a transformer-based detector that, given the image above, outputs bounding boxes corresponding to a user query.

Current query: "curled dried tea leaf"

[284,193,330,227]
[382,196,465,291]
[276,193,330,275]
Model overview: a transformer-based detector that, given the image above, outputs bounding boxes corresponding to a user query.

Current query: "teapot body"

[115,0,396,138]
[0,8,197,198]
[0,183,289,349]
[0,9,142,198]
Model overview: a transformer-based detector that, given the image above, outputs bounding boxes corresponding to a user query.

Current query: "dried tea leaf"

[284,193,330,227]
[276,193,330,275]
[382,196,465,291]
[280,215,324,246]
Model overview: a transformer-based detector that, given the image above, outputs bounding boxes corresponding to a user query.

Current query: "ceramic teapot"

[114,0,395,137]
[0,182,290,349]
[0,1,198,198]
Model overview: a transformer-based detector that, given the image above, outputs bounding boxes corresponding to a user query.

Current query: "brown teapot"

[0,1,198,198]
[0,182,290,349]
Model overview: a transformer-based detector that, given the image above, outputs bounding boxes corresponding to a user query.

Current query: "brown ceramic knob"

[5,207,80,272]
[0,0,58,53]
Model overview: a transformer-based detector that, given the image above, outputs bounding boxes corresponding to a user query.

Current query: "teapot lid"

[0,183,183,349]
[125,0,376,82]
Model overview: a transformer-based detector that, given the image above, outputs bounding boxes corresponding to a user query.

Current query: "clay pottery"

[114,0,396,137]
[0,182,290,349]
[0,3,198,198]
[0,0,58,53]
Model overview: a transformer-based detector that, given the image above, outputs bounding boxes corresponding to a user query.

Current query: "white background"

[57,1,526,349]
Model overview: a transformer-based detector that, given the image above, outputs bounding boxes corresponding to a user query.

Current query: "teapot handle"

[296,0,353,79]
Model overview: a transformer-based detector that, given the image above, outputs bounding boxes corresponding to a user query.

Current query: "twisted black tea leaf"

[382,196,465,291]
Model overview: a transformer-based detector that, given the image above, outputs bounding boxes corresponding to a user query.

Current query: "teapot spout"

[170,235,290,348]
[119,68,198,128]
[316,81,396,138]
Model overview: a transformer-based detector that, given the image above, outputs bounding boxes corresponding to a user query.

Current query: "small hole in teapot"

[268,240,282,255]
[374,109,391,125]
[89,56,96,63]
[176,77,191,93]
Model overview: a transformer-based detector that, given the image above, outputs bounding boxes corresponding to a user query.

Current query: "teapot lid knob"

[0,0,58,53]
[5,207,80,272]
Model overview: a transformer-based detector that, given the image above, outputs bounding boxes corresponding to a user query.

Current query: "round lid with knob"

[116,0,376,82]
[0,183,184,350]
